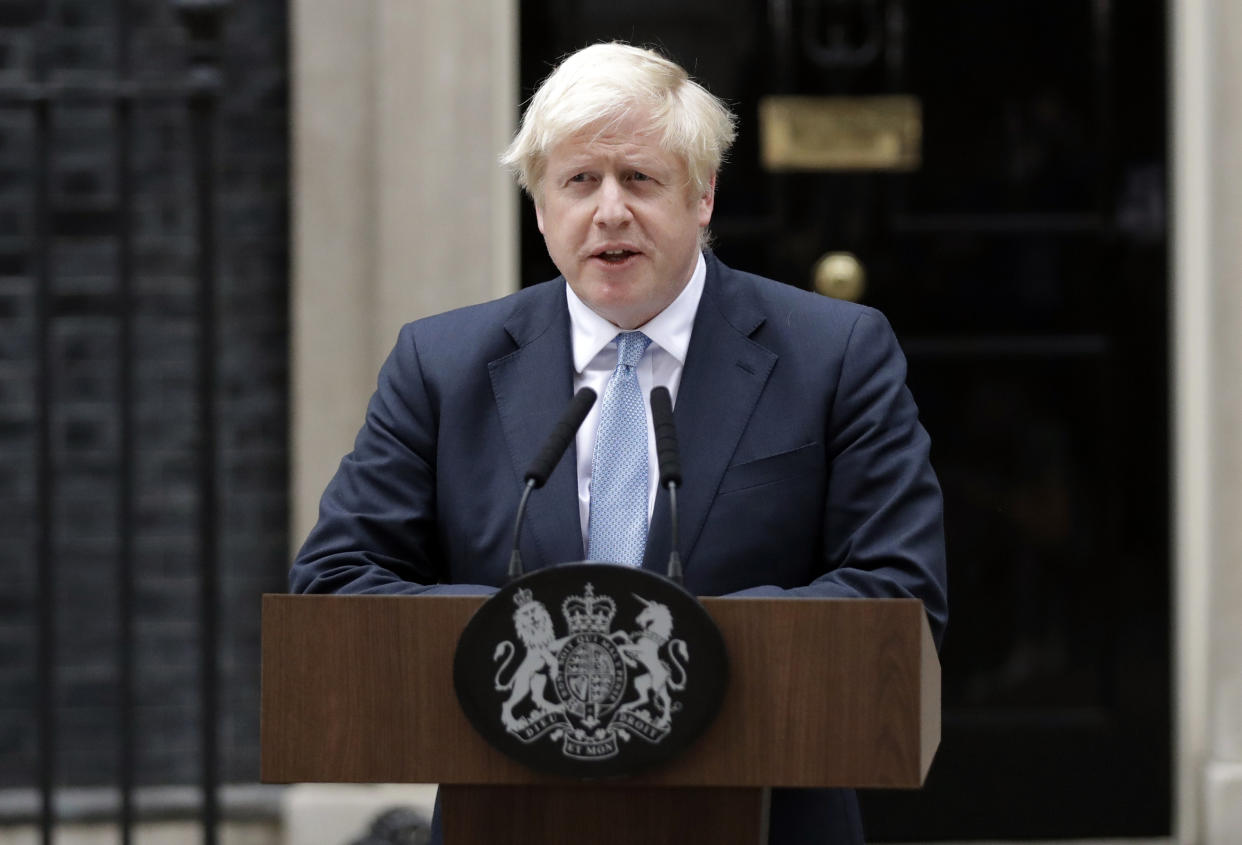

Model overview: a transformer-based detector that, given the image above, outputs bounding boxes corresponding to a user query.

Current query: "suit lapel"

[488,282,585,568]
[642,257,777,575]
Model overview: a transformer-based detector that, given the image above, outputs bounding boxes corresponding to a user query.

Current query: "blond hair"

[501,43,737,202]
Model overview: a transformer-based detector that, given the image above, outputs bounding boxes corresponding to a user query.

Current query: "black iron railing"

[25,2,231,843]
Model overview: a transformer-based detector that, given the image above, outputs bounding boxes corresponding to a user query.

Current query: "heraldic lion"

[493,598,565,731]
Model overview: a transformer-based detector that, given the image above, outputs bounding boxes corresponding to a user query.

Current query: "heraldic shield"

[453,563,729,778]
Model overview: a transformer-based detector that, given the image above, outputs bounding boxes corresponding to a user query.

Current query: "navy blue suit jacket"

[291,254,948,843]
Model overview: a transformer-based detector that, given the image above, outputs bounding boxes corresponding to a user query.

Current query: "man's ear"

[535,202,545,234]
[697,175,716,228]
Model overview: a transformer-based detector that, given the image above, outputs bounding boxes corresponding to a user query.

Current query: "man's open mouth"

[595,249,638,264]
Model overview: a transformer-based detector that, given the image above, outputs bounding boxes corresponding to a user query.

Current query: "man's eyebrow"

[548,152,676,178]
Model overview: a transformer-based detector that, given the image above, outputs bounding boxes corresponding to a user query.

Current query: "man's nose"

[594,177,632,227]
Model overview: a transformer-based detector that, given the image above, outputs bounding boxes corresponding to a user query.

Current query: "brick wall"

[0,0,287,792]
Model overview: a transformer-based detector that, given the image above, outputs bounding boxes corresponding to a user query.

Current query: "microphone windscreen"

[524,387,597,487]
[649,386,682,486]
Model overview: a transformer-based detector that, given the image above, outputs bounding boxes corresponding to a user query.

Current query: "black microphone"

[649,386,684,584]
[509,387,597,580]
[525,387,597,488]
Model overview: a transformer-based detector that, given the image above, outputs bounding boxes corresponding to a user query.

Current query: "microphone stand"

[508,479,536,581]
[666,482,683,584]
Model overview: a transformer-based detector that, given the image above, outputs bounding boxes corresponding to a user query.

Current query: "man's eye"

[631,171,651,182]
[569,173,590,183]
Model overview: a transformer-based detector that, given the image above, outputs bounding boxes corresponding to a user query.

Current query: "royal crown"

[512,587,534,608]
[561,583,616,633]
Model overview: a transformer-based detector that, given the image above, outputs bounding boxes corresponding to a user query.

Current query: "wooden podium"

[261,594,939,844]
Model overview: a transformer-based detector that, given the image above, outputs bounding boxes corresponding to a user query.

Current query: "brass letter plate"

[759,95,921,171]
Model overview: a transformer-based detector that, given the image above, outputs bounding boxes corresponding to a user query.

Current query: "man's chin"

[572,269,687,330]
[583,293,654,331]
[595,306,647,330]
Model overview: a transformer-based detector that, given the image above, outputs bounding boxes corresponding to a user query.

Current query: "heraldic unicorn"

[491,583,690,760]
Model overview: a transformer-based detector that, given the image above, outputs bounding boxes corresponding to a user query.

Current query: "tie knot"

[611,330,650,367]
[615,331,651,370]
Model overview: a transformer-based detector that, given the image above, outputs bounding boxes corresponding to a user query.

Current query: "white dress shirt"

[567,251,706,553]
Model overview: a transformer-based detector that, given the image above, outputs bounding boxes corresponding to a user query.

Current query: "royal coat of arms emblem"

[492,583,689,759]
[454,562,728,778]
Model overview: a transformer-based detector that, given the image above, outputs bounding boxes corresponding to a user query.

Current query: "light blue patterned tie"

[588,331,652,567]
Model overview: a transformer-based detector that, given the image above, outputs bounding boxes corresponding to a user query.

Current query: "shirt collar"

[567,251,706,373]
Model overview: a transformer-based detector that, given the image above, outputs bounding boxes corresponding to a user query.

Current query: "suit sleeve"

[730,309,948,647]
[288,323,496,597]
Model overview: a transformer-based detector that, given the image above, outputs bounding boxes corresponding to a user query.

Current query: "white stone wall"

[290,0,518,547]
[1204,0,1242,836]
[1175,0,1242,841]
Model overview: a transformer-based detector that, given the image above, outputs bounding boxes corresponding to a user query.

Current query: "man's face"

[535,113,714,330]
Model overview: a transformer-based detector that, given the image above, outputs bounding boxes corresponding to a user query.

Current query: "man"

[292,42,947,844]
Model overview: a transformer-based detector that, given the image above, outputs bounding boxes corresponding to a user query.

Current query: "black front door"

[517,1,1169,837]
